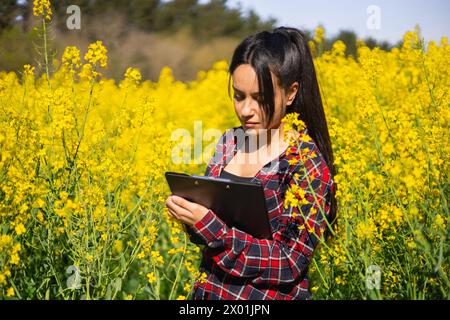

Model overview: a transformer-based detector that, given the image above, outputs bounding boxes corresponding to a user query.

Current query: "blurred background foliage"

[0,0,397,81]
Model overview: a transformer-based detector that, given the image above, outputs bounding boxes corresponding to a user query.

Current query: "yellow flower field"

[0,1,448,299]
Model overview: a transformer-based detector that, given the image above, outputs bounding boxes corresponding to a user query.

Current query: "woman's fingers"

[166,196,180,219]
[171,195,194,211]
[166,196,193,222]
[167,207,178,219]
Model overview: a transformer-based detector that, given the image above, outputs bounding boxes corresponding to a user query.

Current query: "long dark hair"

[227,26,337,240]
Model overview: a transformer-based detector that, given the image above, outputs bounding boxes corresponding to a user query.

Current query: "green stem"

[42,19,51,88]
[168,233,187,300]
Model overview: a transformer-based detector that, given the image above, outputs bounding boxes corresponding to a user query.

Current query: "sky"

[222,0,450,45]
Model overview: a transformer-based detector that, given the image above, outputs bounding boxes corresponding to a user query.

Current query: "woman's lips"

[245,122,259,127]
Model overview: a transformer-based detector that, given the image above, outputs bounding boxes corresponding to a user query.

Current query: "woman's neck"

[243,122,287,154]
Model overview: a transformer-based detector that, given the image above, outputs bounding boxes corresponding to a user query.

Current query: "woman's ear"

[286,82,299,106]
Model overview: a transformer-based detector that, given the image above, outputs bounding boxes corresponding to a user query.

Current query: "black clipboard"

[164,171,272,244]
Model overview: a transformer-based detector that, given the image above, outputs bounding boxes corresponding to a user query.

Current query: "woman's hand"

[165,195,210,226]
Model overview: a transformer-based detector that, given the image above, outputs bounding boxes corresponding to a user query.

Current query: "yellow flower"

[199,272,208,284]
[281,112,306,133]
[62,46,81,72]
[124,67,142,85]
[283,190,299,209]
[6,287,15,297]
[176,295,187,300]
[212,60,228,71]
[12,243,21,253]
[335,276,346,285]
[79,63,96,81]
[355,219,377,241]
[33,0,52,20]
[382,142,395,156]
[402,31,420,49]
[314,26,325,44]
[332,40,346,56]
[184,283,192,293]
[15,223,26,236]
[10,253,20,265]
[86,253,93,262]
[147,272,156,284]
[114,240,123,253]
[23,64,35,77]
[150,251,164,264]
[406,239,417,250]
[433,214,446,231]
[84,41,108,69]
[36,198,45,208]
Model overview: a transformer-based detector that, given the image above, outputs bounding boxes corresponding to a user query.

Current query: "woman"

[165,26,337,300]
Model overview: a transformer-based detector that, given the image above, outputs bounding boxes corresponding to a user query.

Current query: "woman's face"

[231,64,298,135]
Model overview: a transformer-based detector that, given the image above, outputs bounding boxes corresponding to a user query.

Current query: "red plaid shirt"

[188,125,334,300]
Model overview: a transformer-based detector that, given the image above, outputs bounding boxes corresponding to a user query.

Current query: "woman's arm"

[188,154,333,286]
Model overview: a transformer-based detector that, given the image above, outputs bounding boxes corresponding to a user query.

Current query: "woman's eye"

[233,95,261,103]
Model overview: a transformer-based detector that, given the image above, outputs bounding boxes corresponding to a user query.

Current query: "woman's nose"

[241,99,257,117]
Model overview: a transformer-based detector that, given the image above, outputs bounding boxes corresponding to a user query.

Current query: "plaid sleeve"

[189,154,333,286]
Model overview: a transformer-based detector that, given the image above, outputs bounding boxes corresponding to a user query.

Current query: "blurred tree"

[1,0,397,51]
[3,0,278,40]
[192,0,242,40]
[153,0,198,32]
[364,37,394,51]
[364,36,378,49]
[243,9,276,35]
[0,27,35,71]
[0,0,27,29]
[378,41,393,51]
[127,0,160,30]
[1,0,402,80]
